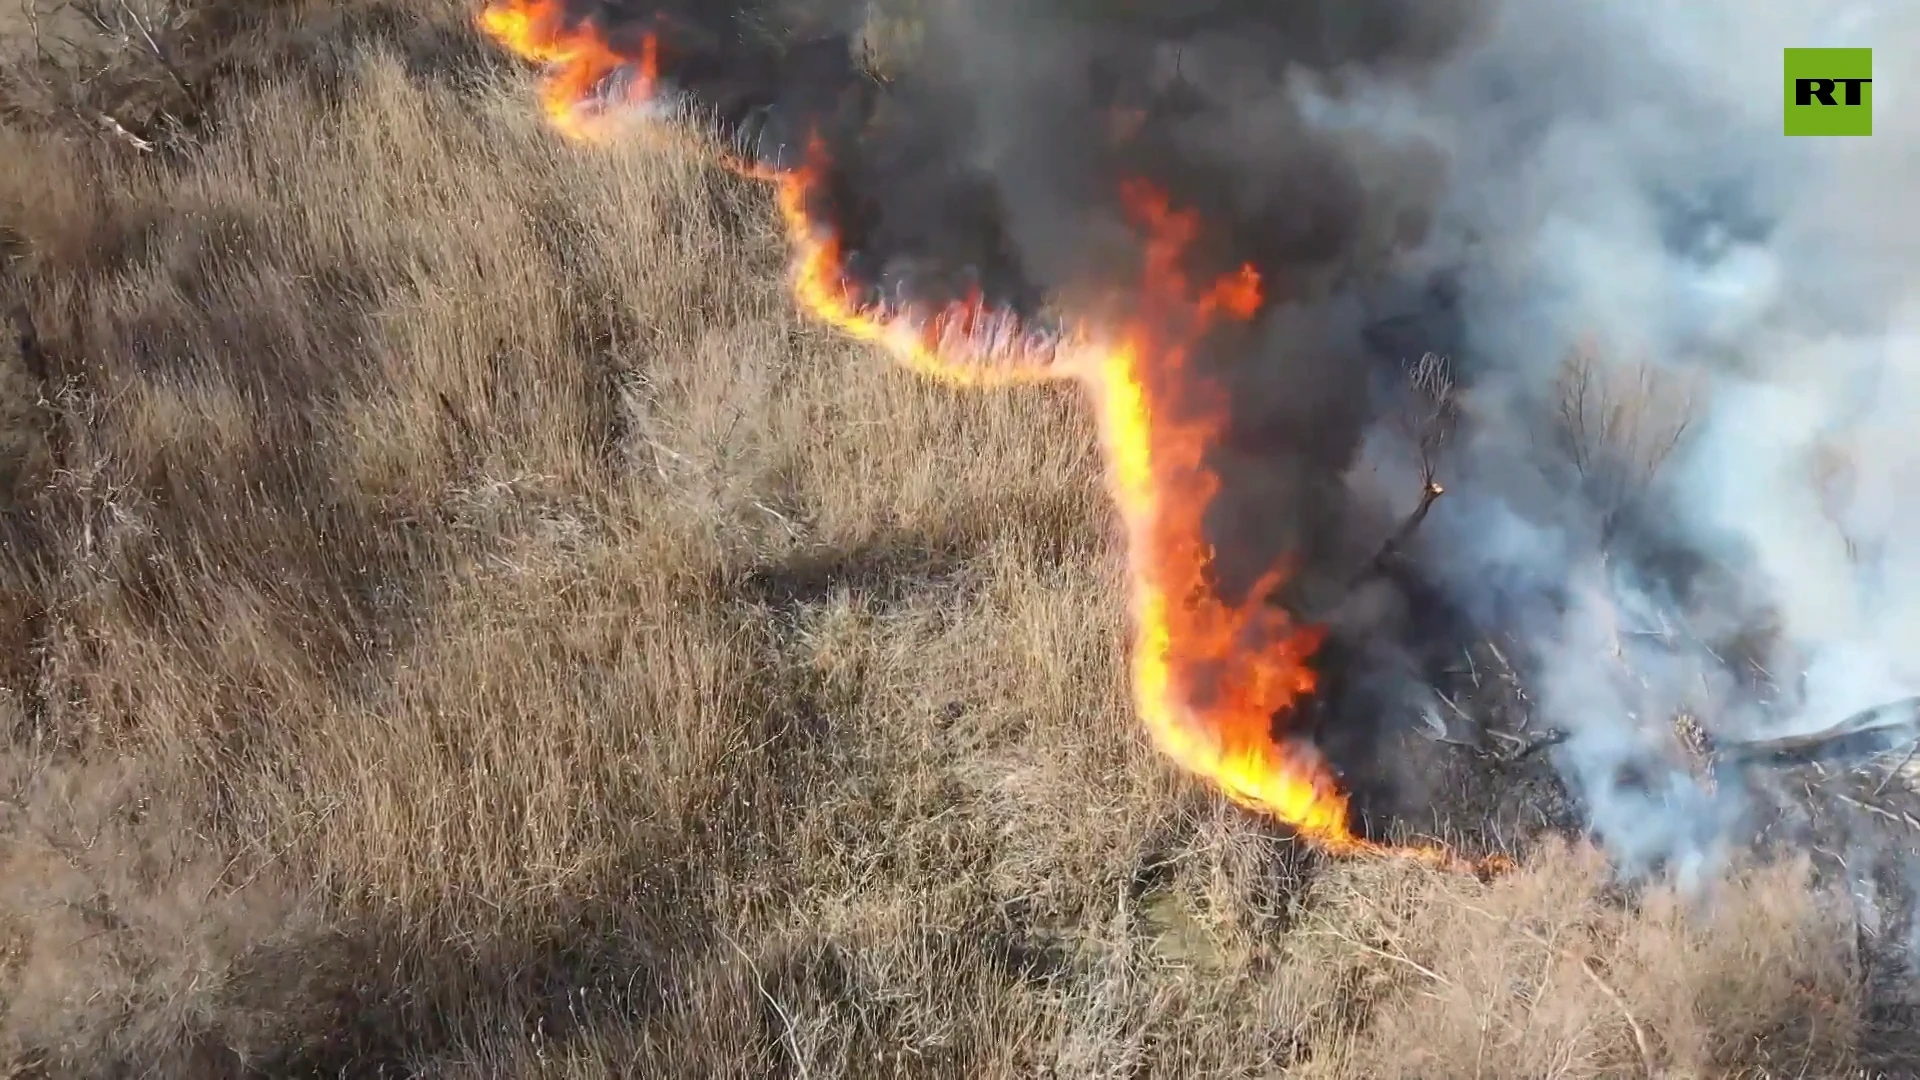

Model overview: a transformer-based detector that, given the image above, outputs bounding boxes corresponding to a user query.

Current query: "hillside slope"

[0,2,1880,1075]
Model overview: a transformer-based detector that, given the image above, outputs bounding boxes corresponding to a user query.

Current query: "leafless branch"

[1349,353,1456,590]
[1550,346,1698,544]
[87,107,153,150]
[1400,351,1456,488]
[1580,956,1655,1076]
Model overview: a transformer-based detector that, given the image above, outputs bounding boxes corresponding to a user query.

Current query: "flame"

[479,2,1496,873]
[477,0,660,140]
[1098,181,1353,848]
[769,144,1080,388]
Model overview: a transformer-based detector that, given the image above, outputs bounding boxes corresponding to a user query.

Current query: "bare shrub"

[1399,350,1458,493]
[1550,345,1700,544]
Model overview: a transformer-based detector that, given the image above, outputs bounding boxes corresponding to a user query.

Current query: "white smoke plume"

[1359,0,1919,873]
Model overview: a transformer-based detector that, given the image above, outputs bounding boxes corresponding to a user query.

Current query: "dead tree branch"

[1351,353,1456,588]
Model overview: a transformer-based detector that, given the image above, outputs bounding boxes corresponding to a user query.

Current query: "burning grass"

[0,5,1889,1077]
[470,0,1503,867]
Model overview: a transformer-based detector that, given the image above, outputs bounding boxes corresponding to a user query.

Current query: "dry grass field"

[0,1,1885,1076]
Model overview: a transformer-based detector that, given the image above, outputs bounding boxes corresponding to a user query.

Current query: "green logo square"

[1785,48,1873,136]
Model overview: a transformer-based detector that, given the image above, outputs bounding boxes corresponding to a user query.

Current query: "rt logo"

[1785,47,1872,136]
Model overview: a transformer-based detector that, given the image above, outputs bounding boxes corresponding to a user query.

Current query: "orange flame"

[1098,181,1353,848]
[479,3,1495,872]
[477,0,659,139]
[769,144,1080,388]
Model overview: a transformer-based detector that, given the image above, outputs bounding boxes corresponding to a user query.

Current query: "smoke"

[494,0,1920,875]
[827,0,1495,604]
[1371,0,1920,872]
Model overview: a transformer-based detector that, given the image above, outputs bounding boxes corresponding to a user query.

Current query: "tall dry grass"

[0,6,1881,1077]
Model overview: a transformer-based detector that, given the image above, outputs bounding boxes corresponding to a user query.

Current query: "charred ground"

[0,0,1912,1076]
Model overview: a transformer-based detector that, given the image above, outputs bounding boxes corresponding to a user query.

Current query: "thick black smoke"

[582,0,1485,575]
